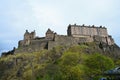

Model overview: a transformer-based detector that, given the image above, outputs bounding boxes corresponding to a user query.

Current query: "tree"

[58,52,84,80]
[84,53,114,79]
[60,52,80,66]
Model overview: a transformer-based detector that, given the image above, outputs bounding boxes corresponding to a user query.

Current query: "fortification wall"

[15,40,48,53]
[93,35,114,45]
[47,34,94,50]
[18,40,30,47]
[93,36,107,43]
[48,35,78,50]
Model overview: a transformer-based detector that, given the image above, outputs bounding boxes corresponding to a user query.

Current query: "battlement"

[69,24,106,28]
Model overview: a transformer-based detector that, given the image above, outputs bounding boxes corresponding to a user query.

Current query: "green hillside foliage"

[0,42,118,80]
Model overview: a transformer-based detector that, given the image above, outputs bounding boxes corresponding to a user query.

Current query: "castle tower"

[46,28,55,40]
[24,30,36,40]
[24,30,29,40]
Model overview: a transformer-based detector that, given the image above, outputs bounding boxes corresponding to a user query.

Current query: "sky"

[0,0,120,55]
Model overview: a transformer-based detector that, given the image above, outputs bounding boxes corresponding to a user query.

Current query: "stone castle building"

[67,24,114,45]
[15,24,114,53]
[67,24,107,37]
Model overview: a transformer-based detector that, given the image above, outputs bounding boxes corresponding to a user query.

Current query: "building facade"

[67,24,108,37]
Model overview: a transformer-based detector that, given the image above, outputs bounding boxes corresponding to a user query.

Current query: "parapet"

[69,24,106,29]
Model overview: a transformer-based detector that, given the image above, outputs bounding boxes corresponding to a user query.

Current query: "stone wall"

[47,34,94,50]
[93,35,114,45]
[48,35,78,50]
[15,39,48,53]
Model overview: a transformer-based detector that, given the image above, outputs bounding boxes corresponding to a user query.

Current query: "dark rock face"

[1,47,15,57]
[98,42,120,58]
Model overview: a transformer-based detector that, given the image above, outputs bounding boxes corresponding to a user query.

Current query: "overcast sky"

[0,0,120,54]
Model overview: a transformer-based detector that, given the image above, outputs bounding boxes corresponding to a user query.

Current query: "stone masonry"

[67,24,108,37]
[67,24,114,45]
[15,24,114,53]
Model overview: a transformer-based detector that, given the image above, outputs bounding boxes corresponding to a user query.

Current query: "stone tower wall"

[24,30,36,40]
[45,29,55,40]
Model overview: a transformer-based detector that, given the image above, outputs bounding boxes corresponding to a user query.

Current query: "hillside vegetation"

[0,42,120,80]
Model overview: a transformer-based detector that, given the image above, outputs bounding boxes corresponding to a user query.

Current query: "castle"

[15,24,114,53]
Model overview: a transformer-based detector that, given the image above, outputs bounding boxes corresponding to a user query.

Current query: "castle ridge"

[15,24,114,53]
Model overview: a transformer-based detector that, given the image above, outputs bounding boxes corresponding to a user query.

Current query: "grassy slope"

[0,42,119,80]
